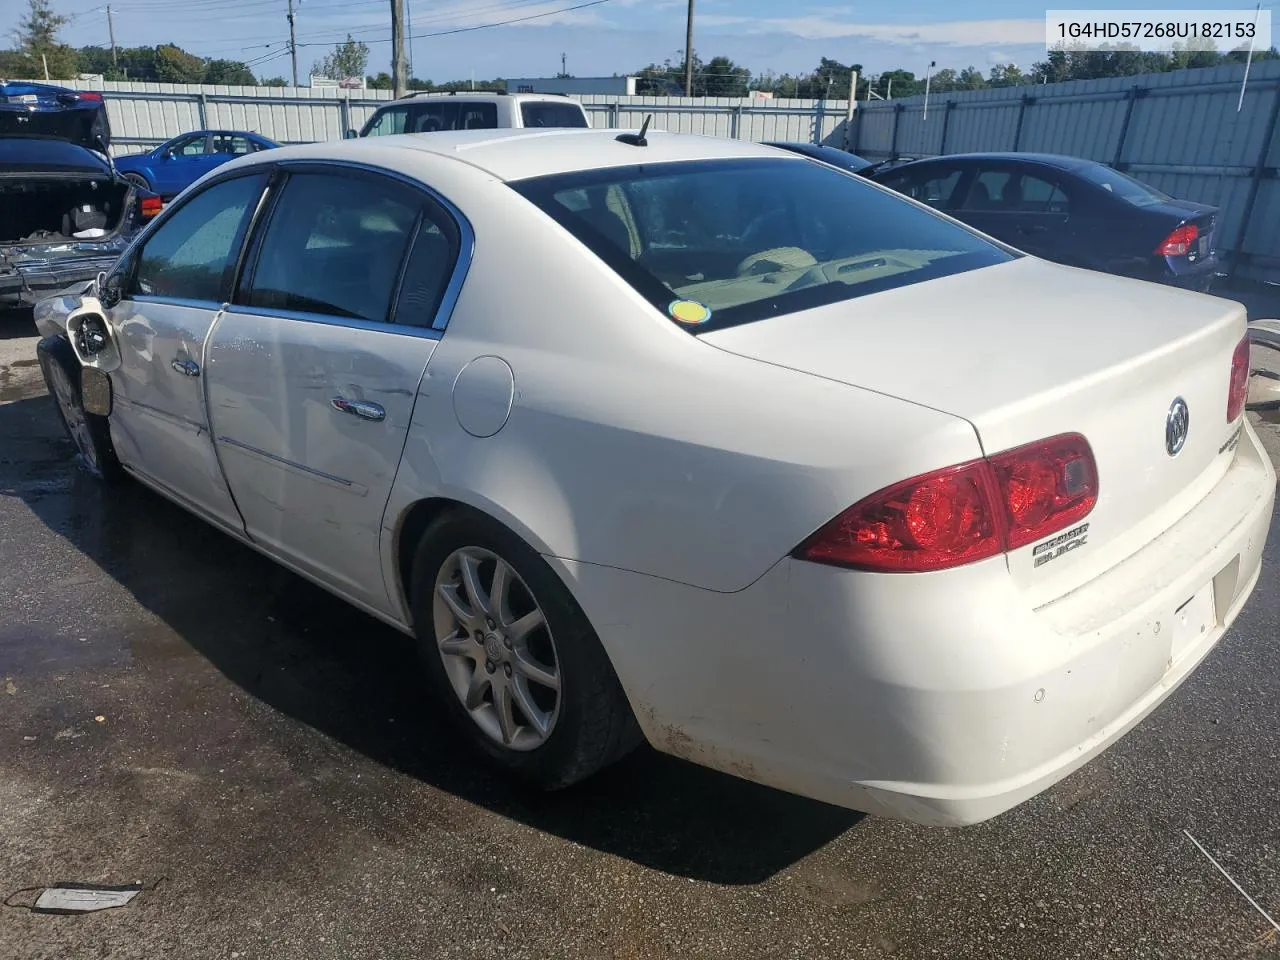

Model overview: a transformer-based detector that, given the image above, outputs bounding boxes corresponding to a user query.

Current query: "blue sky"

[52,0,1243,83]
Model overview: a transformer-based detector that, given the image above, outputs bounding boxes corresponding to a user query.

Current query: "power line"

[296,0,616,48]
[293,0,572,45]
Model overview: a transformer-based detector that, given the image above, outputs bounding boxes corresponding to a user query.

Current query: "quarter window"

[393,215,462,327]
[245,172,420,323]
[132,173,266,302]
[365,106,408,136]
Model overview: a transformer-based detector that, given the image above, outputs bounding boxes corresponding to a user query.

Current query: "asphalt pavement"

[2,311,1278,960]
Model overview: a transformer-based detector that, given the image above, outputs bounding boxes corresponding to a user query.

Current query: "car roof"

[395,91,580,104]
[892,152,1095,172]
[243,129,804,182]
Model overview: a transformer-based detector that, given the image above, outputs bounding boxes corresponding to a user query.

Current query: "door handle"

[171,357,200,377]
[331,397,386,422]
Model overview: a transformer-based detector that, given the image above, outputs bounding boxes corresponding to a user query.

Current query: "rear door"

[106,169,269,530]
[205,165,464,613]
[952,163,1073,259]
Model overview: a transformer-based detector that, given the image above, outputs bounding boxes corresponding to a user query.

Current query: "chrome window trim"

[222,302,445,340]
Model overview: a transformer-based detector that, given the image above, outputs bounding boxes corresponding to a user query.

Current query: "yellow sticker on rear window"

[668,299,712,325]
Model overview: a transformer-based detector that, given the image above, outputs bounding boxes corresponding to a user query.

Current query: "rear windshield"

[1079,162,1171,207]
[519,102,589,128]
[510,158,1015,332]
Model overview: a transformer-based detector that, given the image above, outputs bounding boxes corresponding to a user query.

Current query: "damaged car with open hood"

[0,80,160,308]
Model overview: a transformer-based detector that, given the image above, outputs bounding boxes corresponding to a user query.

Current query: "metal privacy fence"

[847,60,1280,284]
[52,78,850,158]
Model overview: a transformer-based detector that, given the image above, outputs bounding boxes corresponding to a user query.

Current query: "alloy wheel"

[432,546,562,750]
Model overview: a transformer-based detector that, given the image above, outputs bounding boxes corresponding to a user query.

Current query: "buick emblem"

[1166,397,1190,456]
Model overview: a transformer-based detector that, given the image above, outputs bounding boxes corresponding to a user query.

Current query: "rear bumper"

[0,252,123,306]
[561,419,1276,827]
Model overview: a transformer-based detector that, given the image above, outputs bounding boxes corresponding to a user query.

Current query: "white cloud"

[699,15,1045,47]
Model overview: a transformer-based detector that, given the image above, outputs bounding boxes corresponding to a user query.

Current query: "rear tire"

[36,335,123,484]
[409,507,641,789]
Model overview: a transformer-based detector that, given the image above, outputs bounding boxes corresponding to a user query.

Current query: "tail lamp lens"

[794,434,1099,573]
[1228,333,1250,423]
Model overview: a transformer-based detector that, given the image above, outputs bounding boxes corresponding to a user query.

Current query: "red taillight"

[139,195,162,220]
[1155,223,1199,257]
[794,434,1099,573]
[987,434,1098,550]
[1228,333,1250,422]
[76,91,104,102]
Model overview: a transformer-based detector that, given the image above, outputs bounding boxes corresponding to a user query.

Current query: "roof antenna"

[615,114,652,147]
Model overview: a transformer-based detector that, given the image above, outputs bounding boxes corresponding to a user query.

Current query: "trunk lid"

[0,82,110,153]
[700,256,1248,604]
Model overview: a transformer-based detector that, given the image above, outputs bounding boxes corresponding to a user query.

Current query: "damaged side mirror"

[65,297,122,374]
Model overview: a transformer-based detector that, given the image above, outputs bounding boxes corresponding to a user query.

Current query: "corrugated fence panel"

[36,70,1280,283]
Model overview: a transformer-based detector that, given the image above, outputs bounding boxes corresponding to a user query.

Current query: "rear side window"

[511,158,1015,332]
[133,173,266,302]
[960,169,1069,213]
[520,102,589,128]
[407,102,497,132]
[245,172,418,322]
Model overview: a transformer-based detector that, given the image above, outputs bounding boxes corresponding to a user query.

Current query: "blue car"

[113,129,278,199]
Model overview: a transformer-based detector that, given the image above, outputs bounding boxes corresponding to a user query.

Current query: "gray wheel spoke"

[511,676,551,737]
[437,582,476,628]
[496,682,519,744]
[490,558,512,625]
[513,650,559,692]
[508,608,545,644]
[438,632,476,659]
[458,553,488,617]
[464,668,490,710]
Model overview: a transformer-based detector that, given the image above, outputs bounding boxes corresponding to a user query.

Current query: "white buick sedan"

[34,128,1276,827]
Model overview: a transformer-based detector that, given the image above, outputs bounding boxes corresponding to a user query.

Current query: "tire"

[122,172,151,192]
[36,335,123,484]
[409,507,641,789]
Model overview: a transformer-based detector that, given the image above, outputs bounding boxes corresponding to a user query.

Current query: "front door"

[153,133,211,197]
[205,167,464,613]
[106,171,269,530]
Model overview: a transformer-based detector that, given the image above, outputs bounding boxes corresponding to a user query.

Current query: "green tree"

[154,43,205,83]
[367,72,392,90]
[204,58,256,85]
[701,55,750,96]
[929,67,959,92]
[877,69,920,98]
[988,63,1026,87]
[313,34,369,80]
[116,45,158,80]
[260,75,289,86]
[957,66,987,90]
[13,0,78,79]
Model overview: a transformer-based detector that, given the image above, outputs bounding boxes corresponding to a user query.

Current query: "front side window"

[245,172,419,322]
[511,158,1015,332]
[520,102,589,128]
[132,173,266,302]
[880,167,963,209]
[365,106,408,137]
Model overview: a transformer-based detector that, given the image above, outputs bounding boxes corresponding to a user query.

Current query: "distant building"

[504,76,637,96]
[310,74,366,90]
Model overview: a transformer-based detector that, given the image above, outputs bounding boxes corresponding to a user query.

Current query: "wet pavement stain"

[3,312,1280,960]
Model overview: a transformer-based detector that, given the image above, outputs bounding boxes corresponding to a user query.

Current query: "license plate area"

[1170,583,1216,663]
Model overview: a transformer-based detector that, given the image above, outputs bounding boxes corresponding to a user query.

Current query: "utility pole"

[683,0,694,96]
[843,68,857,150]
[405,0,414,82]
[287,0,299,87]
[561,52,566,76]
[391,0,407,97]
[107,6,118,68]
[923,60,936,121]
